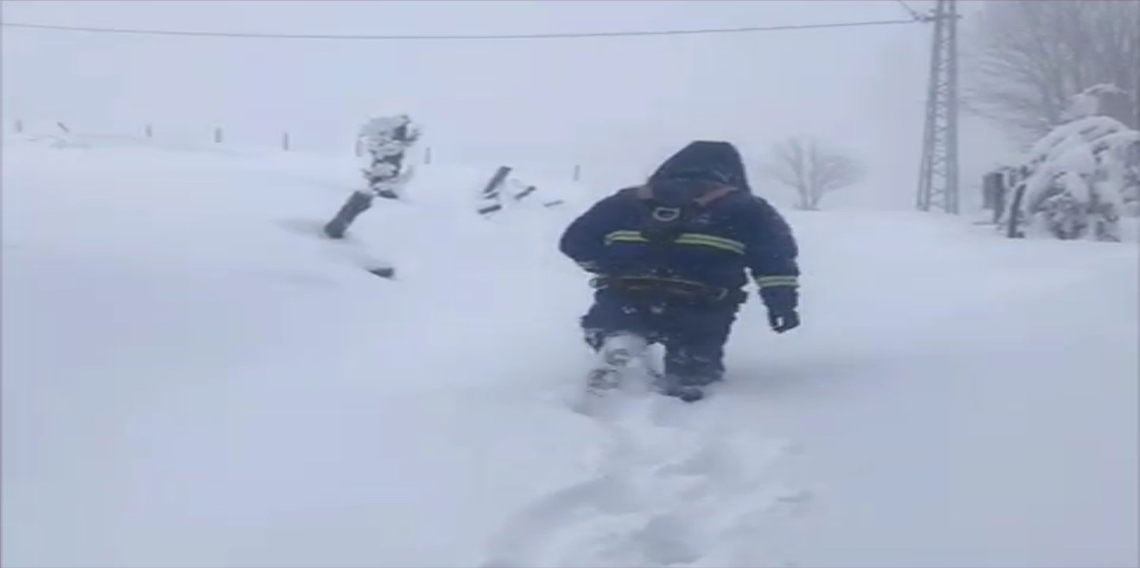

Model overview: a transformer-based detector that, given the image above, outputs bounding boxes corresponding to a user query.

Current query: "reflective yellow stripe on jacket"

[754,275,799,288]
[604,230,745,255]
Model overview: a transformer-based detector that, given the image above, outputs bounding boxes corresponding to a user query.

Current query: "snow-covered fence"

[7,119,593,183]
[477,166,512,216]
[474,166,558,217]
[514,185,538,201]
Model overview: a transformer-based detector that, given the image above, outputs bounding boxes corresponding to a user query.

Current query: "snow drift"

[2,135,1137,568]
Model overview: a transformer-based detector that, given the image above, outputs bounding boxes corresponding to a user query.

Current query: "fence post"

[982,170,1004,223]
[573,164,582,182]
[514,185,538,201]
[1005,182,1028,239]
[14,120,23,133]
[424,146,432,165]
[282,132,290,151]
[477,165,512,216]
[214,127,223,144]
[145,124,153,138]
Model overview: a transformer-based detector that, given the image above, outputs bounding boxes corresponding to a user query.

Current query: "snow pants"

[581,289,740,387]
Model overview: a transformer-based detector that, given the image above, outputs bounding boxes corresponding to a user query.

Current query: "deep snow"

[2,136,1137,568]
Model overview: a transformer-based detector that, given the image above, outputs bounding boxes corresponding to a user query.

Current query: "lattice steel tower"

[916,0,961,214]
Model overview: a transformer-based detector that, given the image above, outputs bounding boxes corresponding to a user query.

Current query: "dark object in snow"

[560,140,801,401]
[514,185,538,201]
[367,266,396,279]
[982,169,1010,224]
[324,190,373,239]
[477,166,513,216]
[279,218,398,281]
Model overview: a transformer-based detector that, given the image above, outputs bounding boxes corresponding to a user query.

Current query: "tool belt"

[590,275,744,305]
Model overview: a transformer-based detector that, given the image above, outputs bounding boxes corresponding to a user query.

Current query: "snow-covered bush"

[1001,106,1139,242]
[358,114,421,199]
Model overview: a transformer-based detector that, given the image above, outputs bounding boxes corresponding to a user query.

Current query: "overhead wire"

[893,0,924,21]
[0,18,924,41]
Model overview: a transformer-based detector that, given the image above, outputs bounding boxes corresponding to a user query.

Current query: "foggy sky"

[1,0,1006,209]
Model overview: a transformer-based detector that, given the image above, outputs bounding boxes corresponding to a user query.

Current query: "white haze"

[2,0,1010,209]
[3,2,1138,567]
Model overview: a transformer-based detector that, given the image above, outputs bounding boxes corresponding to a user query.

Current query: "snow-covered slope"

[3,137,1137,568]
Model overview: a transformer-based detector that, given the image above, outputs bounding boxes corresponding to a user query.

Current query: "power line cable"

[0,18,922,41]
[894,0,923,20]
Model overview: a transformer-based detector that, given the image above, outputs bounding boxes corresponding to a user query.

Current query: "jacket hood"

[648,140,751,193]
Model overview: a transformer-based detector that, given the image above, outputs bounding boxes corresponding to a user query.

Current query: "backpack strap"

[633,182,739,206]
[630,182,742,248]
[693,184,739,206]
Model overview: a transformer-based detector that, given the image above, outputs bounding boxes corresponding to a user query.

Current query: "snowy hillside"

[2,136,1137,568]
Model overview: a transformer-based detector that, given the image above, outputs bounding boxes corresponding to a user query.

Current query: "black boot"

[656,356,723,403]
[653,374,706,402]
[323,191,374,239]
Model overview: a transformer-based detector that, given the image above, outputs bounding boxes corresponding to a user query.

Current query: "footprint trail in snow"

[482,393,813,568]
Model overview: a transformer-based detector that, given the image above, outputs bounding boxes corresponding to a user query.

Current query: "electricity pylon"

[916,0,961,214]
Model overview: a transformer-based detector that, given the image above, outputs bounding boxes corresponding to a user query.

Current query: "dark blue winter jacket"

[560,141,800,299]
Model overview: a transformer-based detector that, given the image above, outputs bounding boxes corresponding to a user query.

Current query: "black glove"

[767,309,800,333]
[759,286,800,333]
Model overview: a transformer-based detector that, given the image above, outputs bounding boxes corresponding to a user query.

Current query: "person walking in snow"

[559,140,800,402]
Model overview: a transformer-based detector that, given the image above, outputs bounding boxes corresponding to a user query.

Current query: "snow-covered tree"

[762,136,865,210]
[1001,106,1139,241]
[965,1,1139,140]
[1059,84,1130,124]
[358,114,421,200]
[323,114,421,241]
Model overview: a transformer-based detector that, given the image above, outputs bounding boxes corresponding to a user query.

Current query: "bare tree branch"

[963,0,1140,141]
[762,137,865,210]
